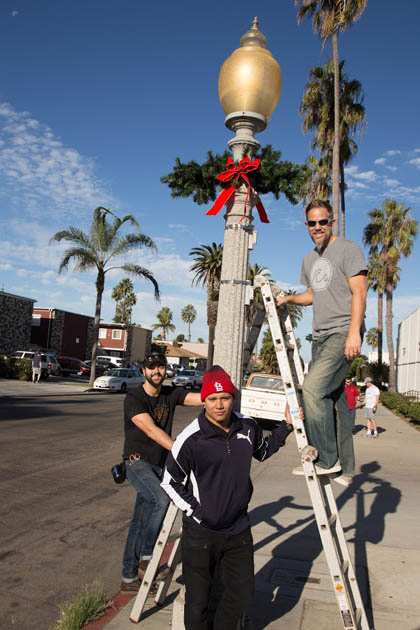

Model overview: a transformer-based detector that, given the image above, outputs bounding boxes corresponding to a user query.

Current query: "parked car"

[58,355,84,376]
[97,355,125,367]
[240,372,286,426]
[77,360,112,378]
[172,369,202,389]
[165,365,175,378]
[93,368,145,392]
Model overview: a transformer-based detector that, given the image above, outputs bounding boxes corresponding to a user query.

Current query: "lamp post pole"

[212,18,281,389]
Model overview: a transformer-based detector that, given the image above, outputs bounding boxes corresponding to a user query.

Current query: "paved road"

[0,390,199,630]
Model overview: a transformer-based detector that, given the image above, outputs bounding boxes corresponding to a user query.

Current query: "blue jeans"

[122,459,170,580]
[302,333,355,475]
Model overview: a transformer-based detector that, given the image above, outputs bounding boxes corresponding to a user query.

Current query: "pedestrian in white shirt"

[364,377,380,438]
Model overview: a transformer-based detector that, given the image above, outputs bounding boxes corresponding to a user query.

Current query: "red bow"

[206,156,269,223]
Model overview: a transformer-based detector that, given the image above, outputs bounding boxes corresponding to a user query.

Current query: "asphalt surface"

[0,389,199,630]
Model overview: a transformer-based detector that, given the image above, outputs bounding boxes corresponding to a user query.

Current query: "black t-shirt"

[123,385,188,467]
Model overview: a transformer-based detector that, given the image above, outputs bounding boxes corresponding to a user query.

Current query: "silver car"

[172,369,198,389]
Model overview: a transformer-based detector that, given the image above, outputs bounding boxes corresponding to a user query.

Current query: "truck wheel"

[120,382,127,393]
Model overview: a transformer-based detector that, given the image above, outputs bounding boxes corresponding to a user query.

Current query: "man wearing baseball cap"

[121,352,202,591]
[161,366,294,629]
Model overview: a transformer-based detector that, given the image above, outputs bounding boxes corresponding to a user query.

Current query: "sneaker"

[333,474,353,487]
[293,462,341,476]
[366,430,372,437]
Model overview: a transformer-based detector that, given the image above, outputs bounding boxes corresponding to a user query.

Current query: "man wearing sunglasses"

[121,352,201,591]
[277,199,367,487]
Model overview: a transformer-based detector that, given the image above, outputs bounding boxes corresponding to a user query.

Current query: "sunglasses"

[306,219,331,227]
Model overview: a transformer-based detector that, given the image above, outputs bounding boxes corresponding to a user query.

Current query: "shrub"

[381,391,420,424]
[52,581,107,630]
[15,358,32,381]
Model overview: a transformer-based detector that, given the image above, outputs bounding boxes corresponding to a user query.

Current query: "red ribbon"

[206,156,269,223]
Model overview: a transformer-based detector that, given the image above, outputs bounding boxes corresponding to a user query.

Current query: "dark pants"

[122,460,169,580]
[182,519,254,630]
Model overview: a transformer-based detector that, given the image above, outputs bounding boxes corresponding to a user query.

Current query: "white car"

[93,368,144,392]
[172,369,202,389]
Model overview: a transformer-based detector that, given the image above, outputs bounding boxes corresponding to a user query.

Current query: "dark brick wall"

[0,293,34,355]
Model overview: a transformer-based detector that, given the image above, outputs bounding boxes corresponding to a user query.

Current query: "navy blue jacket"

[161,410,291,535]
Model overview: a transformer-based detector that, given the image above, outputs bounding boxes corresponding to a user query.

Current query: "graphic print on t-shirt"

[153,403,170,424]
[310,258,333,292]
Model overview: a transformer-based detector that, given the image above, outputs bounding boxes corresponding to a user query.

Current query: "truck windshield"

[250,376,284,391]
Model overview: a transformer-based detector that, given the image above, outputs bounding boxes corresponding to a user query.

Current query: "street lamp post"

[212,17,282,389]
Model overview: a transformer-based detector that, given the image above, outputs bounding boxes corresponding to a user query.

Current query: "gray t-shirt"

[300,237,367,338]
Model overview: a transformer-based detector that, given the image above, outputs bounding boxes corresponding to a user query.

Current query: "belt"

[125,452,142,463]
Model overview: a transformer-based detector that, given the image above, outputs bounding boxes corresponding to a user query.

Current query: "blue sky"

[0,0,419,360]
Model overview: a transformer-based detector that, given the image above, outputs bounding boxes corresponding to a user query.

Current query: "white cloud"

[385,166,398,172]
[374,158,386,165]
[408,158,420,169]
[11,10,19,17]
[385,150,401,157]
[415,148,420,153]
[383,178,401,188]
[0,101,116,218]
[345,166,377,183]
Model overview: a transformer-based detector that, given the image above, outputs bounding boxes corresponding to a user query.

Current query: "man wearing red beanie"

[161,366,294,630]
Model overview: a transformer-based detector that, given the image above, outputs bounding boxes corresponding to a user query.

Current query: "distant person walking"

[32,352,42,383]
[344,378,360,424]
[364,377,380,438]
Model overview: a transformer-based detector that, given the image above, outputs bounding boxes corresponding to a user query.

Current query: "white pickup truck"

[240,372,286,424]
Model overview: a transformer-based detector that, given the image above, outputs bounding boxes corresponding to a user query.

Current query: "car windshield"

[106,368,128,377]
[179,370,194,376]
[250,376,284,391]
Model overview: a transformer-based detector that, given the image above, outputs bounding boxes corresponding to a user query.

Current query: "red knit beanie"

[200,366,236,402]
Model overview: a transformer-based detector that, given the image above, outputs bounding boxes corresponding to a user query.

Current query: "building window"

[99,328,107,339]
[32,314,41,327]
[112,329,122,340]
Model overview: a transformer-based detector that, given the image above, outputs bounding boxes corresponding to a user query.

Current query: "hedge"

[380,391,420,423]
[0,356,33,381]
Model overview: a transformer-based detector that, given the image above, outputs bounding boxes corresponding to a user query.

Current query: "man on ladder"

[276,199,367,487]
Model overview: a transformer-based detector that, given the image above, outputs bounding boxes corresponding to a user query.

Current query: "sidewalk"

[0,376,90,397]
[101,405,420,629]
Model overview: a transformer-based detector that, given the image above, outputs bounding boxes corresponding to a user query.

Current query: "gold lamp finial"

[218,18,282,124]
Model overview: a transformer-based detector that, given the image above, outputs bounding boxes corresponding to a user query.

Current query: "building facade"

[98,323,152,364]
[0,291,36,355]
[31,308,95,361]
[396,307,420,394]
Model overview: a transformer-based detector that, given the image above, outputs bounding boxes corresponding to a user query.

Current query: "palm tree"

[300,60,365,235]
[51,207,159,387]
[153,307,175,341]
[366,252,386,367]
[181,304,197,342]
[190,243,223,369]
[301,155,332,203]
[366,327,378,350]
[363,199,417,390]
[112,277,137,325]
[295,0,367,233]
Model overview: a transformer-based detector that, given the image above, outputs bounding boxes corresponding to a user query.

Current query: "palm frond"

[108,233,156,261]
[58,247,98,273]
[119,264,160,299]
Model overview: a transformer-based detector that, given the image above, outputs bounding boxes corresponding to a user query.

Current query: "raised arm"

[161,436,202,522]
[276,288,313,308]
[131,412,174,451]
[253,419,293,462]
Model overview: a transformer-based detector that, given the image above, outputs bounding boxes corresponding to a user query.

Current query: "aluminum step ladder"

[254,275,370,630]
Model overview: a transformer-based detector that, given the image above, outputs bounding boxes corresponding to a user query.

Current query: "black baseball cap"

[143,352,167,368]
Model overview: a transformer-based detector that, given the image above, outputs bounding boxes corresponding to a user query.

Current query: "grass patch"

[52,581,108,630]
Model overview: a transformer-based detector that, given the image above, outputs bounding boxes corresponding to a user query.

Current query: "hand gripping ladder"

[254,275,370,630]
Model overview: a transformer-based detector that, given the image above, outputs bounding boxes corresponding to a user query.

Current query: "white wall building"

[368,351,389,365]
[396,307,420,394]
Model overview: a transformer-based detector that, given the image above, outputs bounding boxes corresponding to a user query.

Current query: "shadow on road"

[0,395,102,422]
[249,461,401,630]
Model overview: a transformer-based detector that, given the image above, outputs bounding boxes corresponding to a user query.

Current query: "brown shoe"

[120,578,141,592]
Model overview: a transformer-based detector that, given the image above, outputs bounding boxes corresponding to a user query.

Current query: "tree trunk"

[332,31,341,236]
[207,324,215,370]
[377,291,383,367]
[385,285,396,391]
[242,304,266,373]
[340,159,346,238]
[89,269,105,389]
[188,323,191,342]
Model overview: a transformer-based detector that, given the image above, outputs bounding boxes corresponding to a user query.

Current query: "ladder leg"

[130,502,180,622]
[155,534,182,605]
